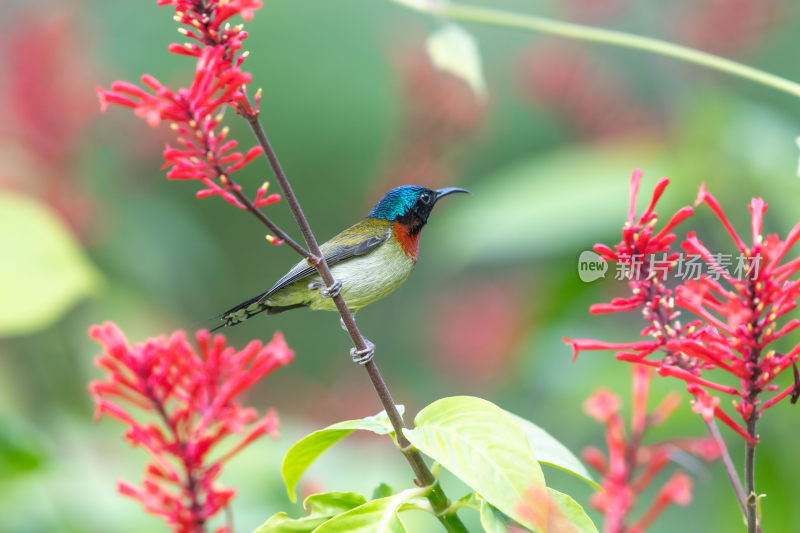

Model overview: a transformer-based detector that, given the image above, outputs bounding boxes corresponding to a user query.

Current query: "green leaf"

[544,489,598,533]
[0,193,100,336]
[255,513,328,533]
[282,407,403,502]
[404,396,548,532]
[479,500,510,533]
[311,489,428,533]
[452,492,482,513]
[254,492,367,533]
[0,417,46,479]
[506,411,598,489]
[479,491,598,533]
[372,483,395,500]
[304,492,369,516]
[426,23,487,97]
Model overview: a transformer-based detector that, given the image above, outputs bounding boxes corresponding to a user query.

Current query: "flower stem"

[745,413,758,533]
[228,185,314,260]
[148,385,207,532]
[403,2,800,100]
[703,418,747,516]
[239,108,469,533]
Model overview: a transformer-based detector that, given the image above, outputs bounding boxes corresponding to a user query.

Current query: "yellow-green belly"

[266,238,416,311]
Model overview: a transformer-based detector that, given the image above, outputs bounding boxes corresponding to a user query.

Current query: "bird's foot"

[308,279,342,299]
[350,339,375,365]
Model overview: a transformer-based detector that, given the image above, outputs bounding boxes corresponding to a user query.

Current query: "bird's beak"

[434,187,470,202]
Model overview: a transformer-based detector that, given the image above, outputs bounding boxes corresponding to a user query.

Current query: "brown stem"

[745,412,758,533]
[743,280,762,533]
[704,418,747,515]
[238,106,468,533]
[227,184,314,260]
[147,384,206,532]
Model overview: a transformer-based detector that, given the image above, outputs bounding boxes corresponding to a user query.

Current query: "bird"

[213,185,469,361]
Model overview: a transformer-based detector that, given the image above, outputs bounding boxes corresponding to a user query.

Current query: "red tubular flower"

[673,188,800,434]
[97,1,276,210]
[628,472,692,533]
[566,170,800,444]
[565,169,694,362]
[584,367,717,533]
[88,322,293,533]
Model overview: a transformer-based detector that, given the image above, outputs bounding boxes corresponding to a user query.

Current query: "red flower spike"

[97,1,274,213]
[88,322,293,533]
[584,367,714,532]
[567,172,800,442]
[157,0,258,51]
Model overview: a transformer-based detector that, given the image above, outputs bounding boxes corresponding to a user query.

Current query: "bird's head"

[368,185,469,228]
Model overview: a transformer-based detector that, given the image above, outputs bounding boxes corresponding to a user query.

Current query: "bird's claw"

[350,340,375,365]
[321,279,343,298]
[308,279,342,299]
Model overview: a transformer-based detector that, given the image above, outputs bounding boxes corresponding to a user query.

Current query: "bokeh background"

[3,0,800,531]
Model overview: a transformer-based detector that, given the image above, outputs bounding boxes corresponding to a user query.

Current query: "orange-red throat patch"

[392,221,420,261]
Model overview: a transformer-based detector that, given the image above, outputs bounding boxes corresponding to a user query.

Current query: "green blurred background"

[2,0,800,531]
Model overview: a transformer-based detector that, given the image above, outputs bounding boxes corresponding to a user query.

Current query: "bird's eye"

[420,193,431,203]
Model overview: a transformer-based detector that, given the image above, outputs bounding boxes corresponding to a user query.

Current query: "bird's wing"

[263,218,392,298]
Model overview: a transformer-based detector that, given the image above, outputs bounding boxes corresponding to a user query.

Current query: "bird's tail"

[211,291,271,332]
[210,292,306,332]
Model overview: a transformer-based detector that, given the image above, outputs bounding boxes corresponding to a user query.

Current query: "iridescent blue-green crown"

[368,185,426,220]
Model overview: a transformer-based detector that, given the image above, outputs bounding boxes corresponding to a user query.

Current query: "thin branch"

[745,414,758,533]
[400,1,800,100]
[237,106,469,533]
[226,182,315,261]
[704,418,747,515]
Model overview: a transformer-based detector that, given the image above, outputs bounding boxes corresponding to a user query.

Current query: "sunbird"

[214,185,468,360]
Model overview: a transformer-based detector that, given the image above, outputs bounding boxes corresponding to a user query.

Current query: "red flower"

[566,170,800,444]
[158,0,253,52]
[676,187,800,430]
[583,367,717,533]
[565,170,694,362]
[88,322,293,533]
[97,0,275,211]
